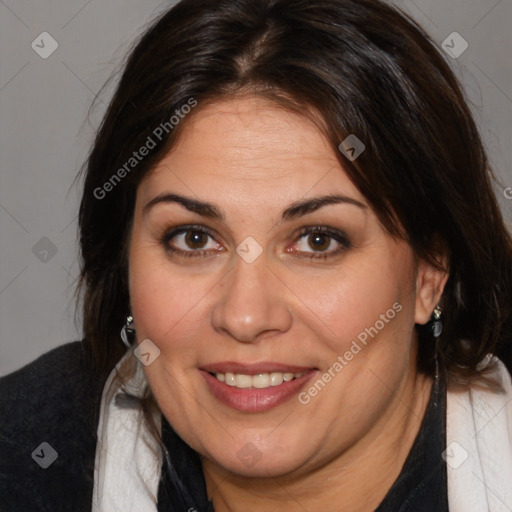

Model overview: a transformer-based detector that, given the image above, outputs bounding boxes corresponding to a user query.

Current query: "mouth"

[199,362,318,412]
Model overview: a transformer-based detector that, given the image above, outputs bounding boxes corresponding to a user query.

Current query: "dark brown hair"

[78,0,512,392]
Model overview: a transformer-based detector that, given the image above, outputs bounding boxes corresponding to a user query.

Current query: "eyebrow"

[143,192,366,222]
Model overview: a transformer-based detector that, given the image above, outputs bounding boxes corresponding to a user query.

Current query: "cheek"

[128,245,210,354]
[287,250,415,357]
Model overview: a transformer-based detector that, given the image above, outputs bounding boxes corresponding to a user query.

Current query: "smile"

[212,371,305,389]
[199,363,317,412]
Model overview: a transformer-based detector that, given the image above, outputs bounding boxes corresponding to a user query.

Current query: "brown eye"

[292,226,352,260]
[308,233,331,252]
[160,225,223,259]
[185,230,209,249]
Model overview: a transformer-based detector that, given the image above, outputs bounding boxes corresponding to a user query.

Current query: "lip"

[199,365,318,413]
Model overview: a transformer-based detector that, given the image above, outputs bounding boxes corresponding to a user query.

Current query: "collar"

[375,364,449,511]
[92,346,163,512]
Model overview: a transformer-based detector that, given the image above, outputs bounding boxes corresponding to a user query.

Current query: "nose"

[211,254,293,343]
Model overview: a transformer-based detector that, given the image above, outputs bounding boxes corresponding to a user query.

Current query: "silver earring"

[120,315,135,348]
[430,306,443,338]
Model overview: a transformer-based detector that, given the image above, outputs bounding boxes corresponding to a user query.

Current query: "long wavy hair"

[77,0,512,440]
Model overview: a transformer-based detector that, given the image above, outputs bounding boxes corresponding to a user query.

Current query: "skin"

[128,95,448,511]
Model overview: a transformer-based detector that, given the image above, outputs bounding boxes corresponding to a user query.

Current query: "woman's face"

[129,95,439,478]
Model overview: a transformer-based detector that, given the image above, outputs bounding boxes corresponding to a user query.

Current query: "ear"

[414,255,449,325]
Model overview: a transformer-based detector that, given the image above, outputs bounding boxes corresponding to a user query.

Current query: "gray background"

[1,0,511,375]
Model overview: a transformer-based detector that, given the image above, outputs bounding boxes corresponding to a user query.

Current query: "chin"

[202,434,314,479]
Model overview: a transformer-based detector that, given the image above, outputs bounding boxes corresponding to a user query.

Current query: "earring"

[120,315,136,348]
[429,305,443,338]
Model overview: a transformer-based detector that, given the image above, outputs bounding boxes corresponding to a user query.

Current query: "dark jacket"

[0,341,105,512]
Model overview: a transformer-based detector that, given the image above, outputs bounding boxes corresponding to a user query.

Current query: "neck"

[202,364,434,512]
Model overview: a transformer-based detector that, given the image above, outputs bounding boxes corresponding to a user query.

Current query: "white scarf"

[446,357,512,511]
[92,346,163,512]
[92,349,512,512]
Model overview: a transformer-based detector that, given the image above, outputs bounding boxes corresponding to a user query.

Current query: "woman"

[1,0,511,510]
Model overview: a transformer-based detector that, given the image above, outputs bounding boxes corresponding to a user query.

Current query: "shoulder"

[1,340,93,391]
[0,340,112,512]
[446,356,512,511]
[0,340,105,433]
[447,356,512,436]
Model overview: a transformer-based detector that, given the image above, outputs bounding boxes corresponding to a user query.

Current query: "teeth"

[270,372,283,386]
[253,373,270,388]
[225,372,236,386]
[213,371,305,389]
[235,374,252,388]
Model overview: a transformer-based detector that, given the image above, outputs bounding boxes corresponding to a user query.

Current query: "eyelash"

[159,224,352,260]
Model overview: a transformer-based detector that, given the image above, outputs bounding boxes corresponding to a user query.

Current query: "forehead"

[138,95,366,210]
